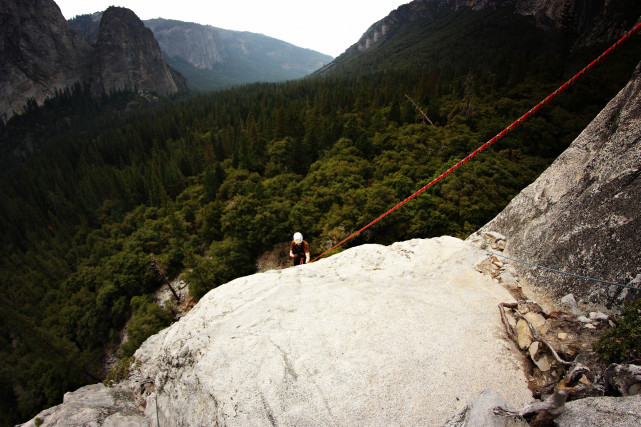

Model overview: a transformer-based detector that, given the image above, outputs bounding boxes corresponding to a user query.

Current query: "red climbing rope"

[311,21,641,263]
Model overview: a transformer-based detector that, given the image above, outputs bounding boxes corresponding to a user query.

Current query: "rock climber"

[290,232,310,265]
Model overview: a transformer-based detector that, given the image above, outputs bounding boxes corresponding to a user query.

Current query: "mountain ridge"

[351,0,641,54]
[69,15,333,91]
[319,0,641,75]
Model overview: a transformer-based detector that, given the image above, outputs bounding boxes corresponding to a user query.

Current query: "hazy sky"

[55,0,411,57]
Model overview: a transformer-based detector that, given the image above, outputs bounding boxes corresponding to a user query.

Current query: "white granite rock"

[19,384,144,427]
[555,395,641,426]
[131,236,531,426]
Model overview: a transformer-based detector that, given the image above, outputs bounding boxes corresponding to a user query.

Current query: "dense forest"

[1,13,640,423]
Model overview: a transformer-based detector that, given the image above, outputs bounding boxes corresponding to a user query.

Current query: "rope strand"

[311,21,641,263]
[485,249,640,291]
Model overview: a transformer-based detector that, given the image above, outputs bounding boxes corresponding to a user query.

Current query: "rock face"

[0,0,92,120]
[145,19,227,69]
[91,7,186,97]
[0,1,185,120]
[473,61,641,303]
[23,237,533,425]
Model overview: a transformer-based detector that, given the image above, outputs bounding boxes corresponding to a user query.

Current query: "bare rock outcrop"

[555,394,641,426]
[22,237,533,425]
[472,60,641,304]
[91,7,187,97]
[0,0,92,120]
[19,384,144,427]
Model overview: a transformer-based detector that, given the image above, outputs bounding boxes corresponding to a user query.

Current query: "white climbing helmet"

[293,232,303,244]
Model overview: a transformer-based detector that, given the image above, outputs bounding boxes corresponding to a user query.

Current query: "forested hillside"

[1,9,640,424]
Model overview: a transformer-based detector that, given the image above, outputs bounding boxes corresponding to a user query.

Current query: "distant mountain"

[0,1,186,120]
[69,16,333,91]
[318,0,641,76]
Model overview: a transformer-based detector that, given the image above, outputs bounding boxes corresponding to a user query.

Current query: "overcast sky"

[55,0,411,57]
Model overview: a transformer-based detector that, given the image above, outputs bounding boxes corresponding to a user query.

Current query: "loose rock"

[560,294,582,317]
[516,319,533,349]
[589,311,609,321]
[605,364,641,396]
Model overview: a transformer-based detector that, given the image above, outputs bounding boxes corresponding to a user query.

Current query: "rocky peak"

[91,7,186,97]
[0,0,92,120]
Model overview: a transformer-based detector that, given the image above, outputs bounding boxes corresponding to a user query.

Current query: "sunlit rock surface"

[23,237,532,426]
[131,237,530,425]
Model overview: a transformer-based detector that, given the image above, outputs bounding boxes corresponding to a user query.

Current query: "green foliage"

[103,357,136,386]
[185,238,256,300]
[594,298,641,364]
[120,297,173,358]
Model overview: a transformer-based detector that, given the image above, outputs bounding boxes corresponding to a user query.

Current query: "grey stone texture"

[475,61,641,303]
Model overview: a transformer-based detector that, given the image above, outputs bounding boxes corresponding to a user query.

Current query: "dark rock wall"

[0,0,92,119]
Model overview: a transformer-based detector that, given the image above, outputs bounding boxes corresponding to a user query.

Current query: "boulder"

[18,384,144,427]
